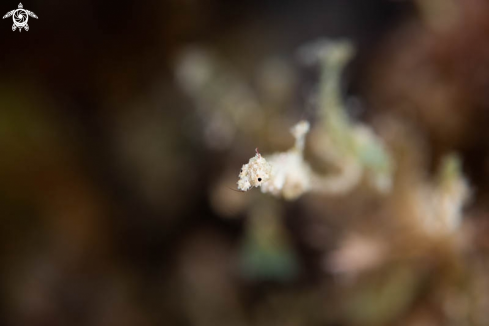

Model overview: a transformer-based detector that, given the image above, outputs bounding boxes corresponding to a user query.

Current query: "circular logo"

[13,9,27,27]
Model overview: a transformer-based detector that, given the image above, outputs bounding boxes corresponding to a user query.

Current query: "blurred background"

[3,0,489,325]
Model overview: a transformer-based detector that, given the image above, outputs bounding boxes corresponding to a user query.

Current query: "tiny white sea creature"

[237,121,312,200]
[237,148,272,192]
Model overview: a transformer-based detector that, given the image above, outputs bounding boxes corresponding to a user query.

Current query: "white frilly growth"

[237,149,272,192]
[237,121,312,200]
[261,121,312,200]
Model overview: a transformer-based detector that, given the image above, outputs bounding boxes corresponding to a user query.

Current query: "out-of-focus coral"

[326,233,388,277]
[6,1,489,325]
[365,0,489,165]
[305,39,393,195]
[175,48,263,150]
[414,154,470,236]
[199,36,477,326]
[239,201,299,281]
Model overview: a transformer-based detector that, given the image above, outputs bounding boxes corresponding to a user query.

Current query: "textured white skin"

[237,151,272,191]
[261,151,311,200]
[237,121,311,200]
